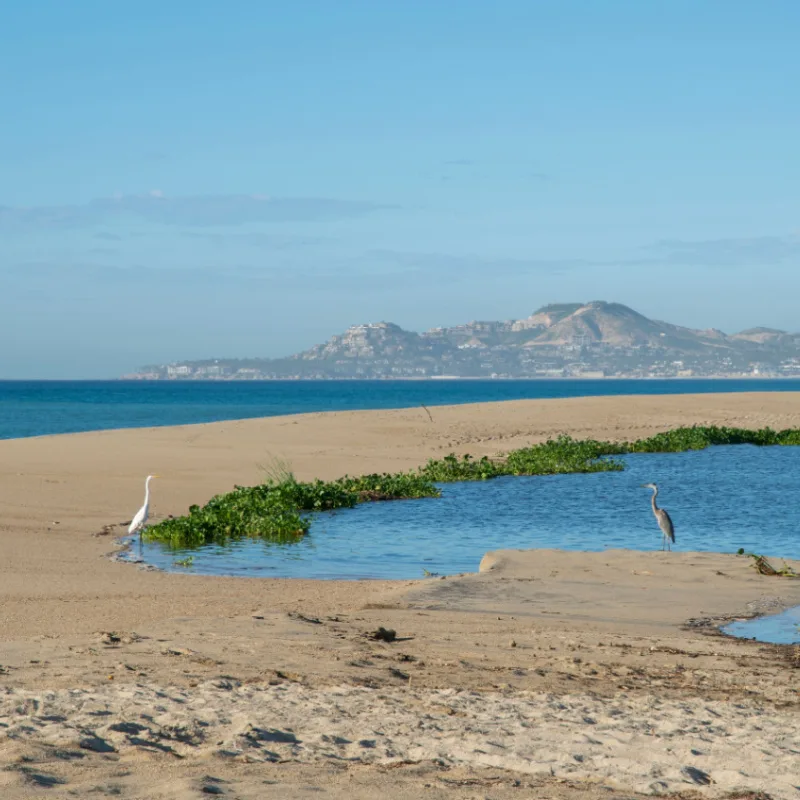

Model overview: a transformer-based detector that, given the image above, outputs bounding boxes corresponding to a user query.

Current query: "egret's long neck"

[650,487,659,512]
[144,478,152,506]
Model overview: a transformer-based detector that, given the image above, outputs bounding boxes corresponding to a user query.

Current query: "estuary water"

[139,444,800,590]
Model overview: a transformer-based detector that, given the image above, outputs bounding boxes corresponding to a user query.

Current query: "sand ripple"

[1,681,797,798]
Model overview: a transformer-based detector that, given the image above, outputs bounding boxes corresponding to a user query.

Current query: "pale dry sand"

[1,392,800,799]
[2,680,798,798]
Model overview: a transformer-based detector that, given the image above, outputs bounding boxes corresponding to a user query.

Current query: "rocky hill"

[523,302,731,352]
[301,322,437,361]
[130,302,800,380]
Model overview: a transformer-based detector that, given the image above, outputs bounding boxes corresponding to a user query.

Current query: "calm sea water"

[2,378,800,441]
[139,444,800,585]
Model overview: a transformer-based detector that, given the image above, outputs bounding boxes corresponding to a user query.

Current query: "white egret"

[128,475,160,538]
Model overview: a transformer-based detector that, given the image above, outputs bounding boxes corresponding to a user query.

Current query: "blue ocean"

[2,378,799,441]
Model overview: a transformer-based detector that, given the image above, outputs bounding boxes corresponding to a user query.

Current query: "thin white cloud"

[0,193,391,231]
[640,236,800,268]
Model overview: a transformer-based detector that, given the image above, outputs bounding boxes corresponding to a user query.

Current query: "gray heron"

[641,482,675,551]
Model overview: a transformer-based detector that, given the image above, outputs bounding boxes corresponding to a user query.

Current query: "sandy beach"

[1,392,799,799]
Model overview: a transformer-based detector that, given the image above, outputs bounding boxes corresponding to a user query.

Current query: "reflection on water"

[723,606,800,645]
[139,445,800,581]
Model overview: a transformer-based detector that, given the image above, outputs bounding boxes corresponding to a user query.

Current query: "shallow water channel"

[138,443,799,578]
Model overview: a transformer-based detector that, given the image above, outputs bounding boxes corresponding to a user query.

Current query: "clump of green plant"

[418,438,625,481]
[144,484,312,549]
[270,477,359,512]
[504,435,625,475]
[335,472,441,501]
[420,453,505,482]
[625,425,800,453]
[144,471,439,549]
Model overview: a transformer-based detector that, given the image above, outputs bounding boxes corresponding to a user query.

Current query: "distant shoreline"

[4,375,800,382]
[117,374,798,382]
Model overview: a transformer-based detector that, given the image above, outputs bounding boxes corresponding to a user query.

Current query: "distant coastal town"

[125,301,800,381]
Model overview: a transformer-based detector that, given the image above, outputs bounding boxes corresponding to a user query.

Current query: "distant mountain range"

[129,301,800,380]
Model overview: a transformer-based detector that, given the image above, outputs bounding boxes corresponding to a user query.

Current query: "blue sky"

[1,0,799,377]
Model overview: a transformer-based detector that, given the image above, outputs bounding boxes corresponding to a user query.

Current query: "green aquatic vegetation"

[142,424,800,551]
[144,485,311,549]
[271,477,359,511]
[504,435,625,475]
[144,471,439,549]
[334,472,441,500]
[775,428,800,446]
[419,438,624,481]
[420,453,505,482]
[624,425,800,453]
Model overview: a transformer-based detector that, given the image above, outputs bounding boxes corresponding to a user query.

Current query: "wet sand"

[1,392,799,798]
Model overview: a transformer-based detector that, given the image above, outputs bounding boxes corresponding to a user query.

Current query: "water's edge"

[722,605,800,645]
[112,531,800,644]
[3,378,800,441]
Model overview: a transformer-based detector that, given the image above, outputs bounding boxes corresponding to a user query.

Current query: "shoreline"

[2,392,800,798]
[119,374,800,381]
[117,532,800,647]
[4,386,800,445]
[3,379,800,446]
[4,375,798,381]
